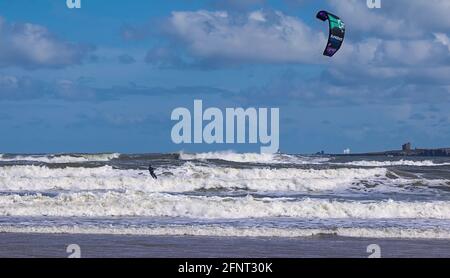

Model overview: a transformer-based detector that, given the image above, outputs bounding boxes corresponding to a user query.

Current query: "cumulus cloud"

[0,17,93,69]
[292,0,450,105]
[153,3,450,68]
[161,10,326,65]
[389,0,450,32]
[140,2,450,107]
[328,0,417,38]
[329,0,450,38]
[336,37,450,67]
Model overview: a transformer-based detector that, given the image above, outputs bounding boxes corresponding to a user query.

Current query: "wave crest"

[0,164,395,193]
[339,160,450,167]
[179,151,328,164]
[0,153,120,163]
[1,192,450,219]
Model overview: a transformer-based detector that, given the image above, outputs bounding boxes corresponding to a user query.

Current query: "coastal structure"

[331,143,450,157]
[402,142,411,152]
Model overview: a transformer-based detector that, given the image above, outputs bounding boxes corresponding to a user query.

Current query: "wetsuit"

[148,164,157,179]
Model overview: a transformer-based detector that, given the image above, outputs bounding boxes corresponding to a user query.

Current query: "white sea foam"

[1,225,449,239]
[339,160,450,167]
[1,192,450,219]
[1,152,448,240]
[0,153,120,163]
[179,151,328,164]
[0,164,418,193]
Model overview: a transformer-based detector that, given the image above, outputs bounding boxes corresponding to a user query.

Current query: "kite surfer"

[148,164,157,179]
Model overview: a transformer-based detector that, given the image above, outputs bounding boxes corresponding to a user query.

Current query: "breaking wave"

[0,163,438,193]
[0,153,120,163]
[1,192,450,219]
[1,152,449,240]
[339,160,450,167]
[179,151,329,164]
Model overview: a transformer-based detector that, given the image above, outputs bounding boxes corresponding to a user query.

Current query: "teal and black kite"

[316,11,345,57]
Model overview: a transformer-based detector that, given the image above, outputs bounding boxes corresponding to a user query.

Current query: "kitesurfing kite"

[316,10,345,57]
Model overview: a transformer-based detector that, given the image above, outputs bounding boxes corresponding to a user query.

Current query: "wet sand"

[0,233,449,258]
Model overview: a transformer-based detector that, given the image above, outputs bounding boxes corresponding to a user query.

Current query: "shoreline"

[1,232,449,258]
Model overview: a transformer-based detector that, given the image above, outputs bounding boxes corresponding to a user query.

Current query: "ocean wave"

[1,225,448,239]
[1,192,450,219]
[338,160,450,167]
[0,164,423,193]
[179,151,329,164]
[0,153,120,163]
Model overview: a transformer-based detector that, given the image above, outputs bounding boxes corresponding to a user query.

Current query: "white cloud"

[435,33,450,52]
[0,17,93,69]
[163,6,450,68]
[329,0,415,38]
[166,10,327,64]
[156,4,450,97]
[249,11,266,22]
[328,0,450,38]
[336,37,450,67]
[394,0,450,31]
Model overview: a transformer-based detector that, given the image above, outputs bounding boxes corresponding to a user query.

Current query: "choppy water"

[1,152,450,239]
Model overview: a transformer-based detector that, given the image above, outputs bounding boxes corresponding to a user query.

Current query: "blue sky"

[0,0,449,154]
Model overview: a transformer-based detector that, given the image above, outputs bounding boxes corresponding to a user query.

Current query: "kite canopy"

[316,10,345,57]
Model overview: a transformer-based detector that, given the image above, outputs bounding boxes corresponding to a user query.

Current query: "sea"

[1,151,450,240]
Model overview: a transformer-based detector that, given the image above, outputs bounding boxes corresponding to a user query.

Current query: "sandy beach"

[1,233,449,258]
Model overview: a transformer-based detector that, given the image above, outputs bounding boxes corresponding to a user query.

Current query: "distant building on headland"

[402,142,411,152]
[399,142,450,156]
[328,142,450,157]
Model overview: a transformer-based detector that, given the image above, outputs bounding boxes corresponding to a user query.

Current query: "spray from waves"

[2,192,450,219]
[336,160,450,167]
[1,163,439,193]
[179,151,329,164]
[0,153,120,163]
[2,225,450,239]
